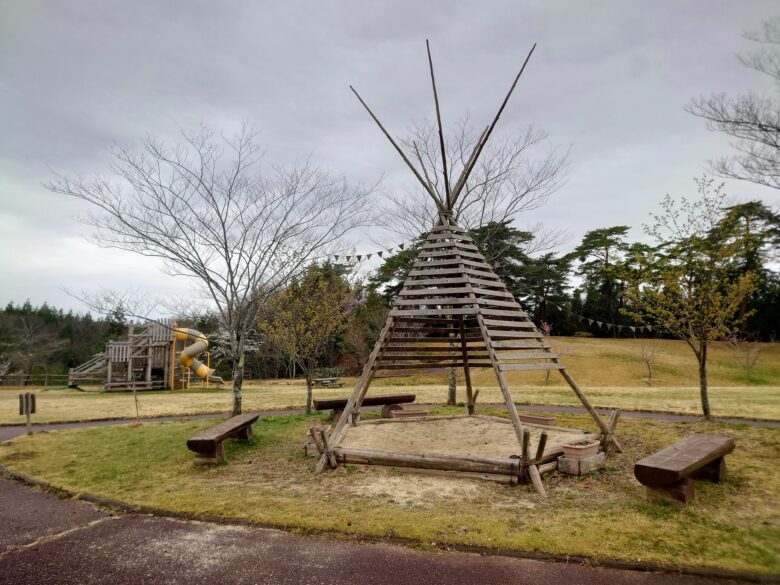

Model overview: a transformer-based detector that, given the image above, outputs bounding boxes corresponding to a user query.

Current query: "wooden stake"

[559,368,623,453]
[528,464,546,497]
[534,431,548,463]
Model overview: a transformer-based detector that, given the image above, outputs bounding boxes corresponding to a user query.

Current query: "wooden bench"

[186,413,260,464]
[312,377,344,388]
[313,393,416,421]
[634,434,735,504]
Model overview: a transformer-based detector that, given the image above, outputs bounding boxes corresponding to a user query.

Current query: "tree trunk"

[447,366,457,405]
[231,353,245,416]
[305,373,313,415]
[698,342,711,420]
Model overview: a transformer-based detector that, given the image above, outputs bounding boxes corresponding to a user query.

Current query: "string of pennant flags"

[323,241,654,334]
[330,241,411,263]
[541,300,653,335]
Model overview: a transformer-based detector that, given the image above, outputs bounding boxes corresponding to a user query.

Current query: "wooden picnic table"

[312,377,344,388]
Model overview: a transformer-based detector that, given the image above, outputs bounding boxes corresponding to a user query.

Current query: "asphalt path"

[0,476,752,585]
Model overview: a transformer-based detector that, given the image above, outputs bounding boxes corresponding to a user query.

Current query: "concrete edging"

[1,463,776,584]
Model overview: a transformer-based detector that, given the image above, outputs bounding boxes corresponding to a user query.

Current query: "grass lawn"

[1,408,778,575]
[1,382,779,424]
[1,338,778,424]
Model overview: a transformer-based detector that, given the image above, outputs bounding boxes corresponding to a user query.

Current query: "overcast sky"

[1,1,778,312]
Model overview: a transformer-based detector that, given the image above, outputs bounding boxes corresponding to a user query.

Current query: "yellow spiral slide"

[174,328,224,385]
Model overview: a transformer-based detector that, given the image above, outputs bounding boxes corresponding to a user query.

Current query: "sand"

[341,416,587,459]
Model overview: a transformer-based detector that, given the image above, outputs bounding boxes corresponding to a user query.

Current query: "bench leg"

[235,424,253,441]
[193,442,225,465]
[646,478,694,505]
[691,457,727,483]
[381,404,403,418]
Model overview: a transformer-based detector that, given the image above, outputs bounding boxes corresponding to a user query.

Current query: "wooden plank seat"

[186,413,260,464]
[634,434,735,504]
[314,393,416,421]
[312,377,344,388]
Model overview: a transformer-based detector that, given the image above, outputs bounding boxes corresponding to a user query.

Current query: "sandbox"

[333,414,598,483]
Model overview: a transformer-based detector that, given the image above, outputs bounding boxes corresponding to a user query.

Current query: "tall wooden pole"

[350,86,446,212]
[315,316,396,473]
[449,43,537,206]
[426,39,451,206]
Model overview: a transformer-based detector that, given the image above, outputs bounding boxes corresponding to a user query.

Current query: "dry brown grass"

[1,338,777,424]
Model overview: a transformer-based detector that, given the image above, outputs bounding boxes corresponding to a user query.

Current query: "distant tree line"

[3,192,774,393]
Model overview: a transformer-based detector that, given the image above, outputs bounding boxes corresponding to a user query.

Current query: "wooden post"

[146,345,153,386]
[602,409,621,452]
[476,312,526,451]
[534,431,548,463]
[19,392,35,435]
[559,368,623,453]
[458,315,475,414]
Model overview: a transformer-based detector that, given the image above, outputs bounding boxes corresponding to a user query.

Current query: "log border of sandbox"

[311,415,598,487]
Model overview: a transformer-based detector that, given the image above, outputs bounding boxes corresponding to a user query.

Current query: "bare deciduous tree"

[637,335,659,386]
[47,125,373,415]
[379,118,569,240]
[725,334,766,381]
[687,18,780,190]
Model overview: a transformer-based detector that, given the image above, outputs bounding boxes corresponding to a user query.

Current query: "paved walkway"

[0,476,750,585]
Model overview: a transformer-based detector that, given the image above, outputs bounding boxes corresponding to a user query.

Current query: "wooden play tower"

[68,320,223,391]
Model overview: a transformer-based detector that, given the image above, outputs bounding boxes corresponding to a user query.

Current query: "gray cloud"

[0,0,777,310]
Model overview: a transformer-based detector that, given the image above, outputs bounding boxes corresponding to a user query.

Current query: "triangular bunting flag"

[356,255,362,261]
[630,326,635,332]
[596,321,602,328]
[587,319,593,326]
[346,256,351,261]
[399,243,405,250]
[367,253,372,260]
[378,251,383,258]
[334,255,339,261]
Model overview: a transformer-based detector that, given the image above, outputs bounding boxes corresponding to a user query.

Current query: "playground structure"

[312,42,621,496]
[68,319,224,391]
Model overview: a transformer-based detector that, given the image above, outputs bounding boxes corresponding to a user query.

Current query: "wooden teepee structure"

[315,41,622,492]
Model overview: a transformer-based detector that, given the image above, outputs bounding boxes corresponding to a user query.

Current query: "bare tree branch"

[47,124,374,414]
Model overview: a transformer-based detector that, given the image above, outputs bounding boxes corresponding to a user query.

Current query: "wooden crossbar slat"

[487,329,543,339]
[378,354,491,361]
[391,326,482,334]
[376,362,494,370]
[499,363,565,371]
[480,308,530,318]
[420,240,479,252]
[399,287,476,296]
[492,351,558,360]
[491,340,551,349]
[383,345,485,353]
[483,318,536,328]
[390,308,480,316]
[418,249,484,261]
